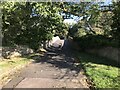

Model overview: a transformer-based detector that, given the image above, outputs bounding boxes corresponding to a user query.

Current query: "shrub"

[73,34,119,50]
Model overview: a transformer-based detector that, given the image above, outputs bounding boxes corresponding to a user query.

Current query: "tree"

[111,1,120,40]
[60,2,101,34]
[2,2,67,50]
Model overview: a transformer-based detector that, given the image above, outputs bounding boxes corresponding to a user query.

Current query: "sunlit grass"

[0,57,32,85]
[0,58,31,74]
[0,51,45,86]
[76,52,120,88]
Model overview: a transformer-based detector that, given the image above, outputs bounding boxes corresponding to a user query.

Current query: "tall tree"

[2,2,67,50]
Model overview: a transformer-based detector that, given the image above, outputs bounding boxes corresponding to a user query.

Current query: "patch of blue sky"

[104,0,112,5]
[63,19,77,25]
[64,0,112,3]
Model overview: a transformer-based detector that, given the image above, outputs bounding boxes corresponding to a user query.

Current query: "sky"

[104,0,112,5]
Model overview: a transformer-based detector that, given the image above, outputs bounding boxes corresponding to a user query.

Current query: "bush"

[73,34,119,50]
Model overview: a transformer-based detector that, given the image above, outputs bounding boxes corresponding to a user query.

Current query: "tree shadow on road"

[23,39,83,79]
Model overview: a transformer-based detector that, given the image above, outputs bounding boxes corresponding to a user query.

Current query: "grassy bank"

[75,52,120,89]
[0,57,32,85]
[0,50,45,86]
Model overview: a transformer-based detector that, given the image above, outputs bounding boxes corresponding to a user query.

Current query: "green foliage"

[73,34,119,50]
[61,2,101,34]
[74,28,86,37]
[68,24,78,37]
[2,2,66,50]
[111,2,120,40]
[97,12,113,35]
[65,2,116,50]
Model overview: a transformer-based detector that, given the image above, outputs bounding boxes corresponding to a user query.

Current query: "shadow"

[44,39,82,77]
[21,38,119,82]
[73,34,119,68]
[75,51,120,68]
[23,39,83,79]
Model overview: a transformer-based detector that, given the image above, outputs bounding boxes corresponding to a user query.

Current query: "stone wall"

[1,45,34,60]
[86,47,120,63]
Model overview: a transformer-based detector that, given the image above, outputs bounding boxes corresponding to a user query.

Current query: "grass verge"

[0,51,45,86]
[0,57,32,86]
[75,52,120,89]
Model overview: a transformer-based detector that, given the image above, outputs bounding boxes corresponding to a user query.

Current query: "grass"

[0,51,45,85]
[0,57,32,85]
[75,52,120,89]
[0,58,31,74]
[0,51,45,75]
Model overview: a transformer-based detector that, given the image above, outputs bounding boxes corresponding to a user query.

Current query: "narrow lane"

[3,39,89,89]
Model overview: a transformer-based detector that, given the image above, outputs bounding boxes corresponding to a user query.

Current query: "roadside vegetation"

[69,2,120,50]
[72,2,120,88]
[75,52,120,88]
[0,49,46,86]
[0,57,31,85]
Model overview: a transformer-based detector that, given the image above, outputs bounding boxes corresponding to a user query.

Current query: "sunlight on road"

[51,36,64,48]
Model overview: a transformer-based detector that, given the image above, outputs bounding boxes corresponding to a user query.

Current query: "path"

[2,39,89,89]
